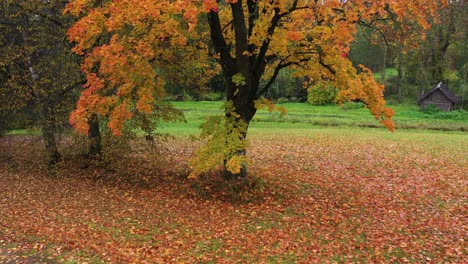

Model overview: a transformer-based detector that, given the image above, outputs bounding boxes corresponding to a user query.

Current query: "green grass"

[159,101,468,136]
[7,100,466,137]
[373,67,398,80]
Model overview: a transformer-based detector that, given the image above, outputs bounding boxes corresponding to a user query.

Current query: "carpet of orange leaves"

[0,131,466,263]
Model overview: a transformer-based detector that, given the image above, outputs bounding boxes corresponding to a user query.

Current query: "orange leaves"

[286,31,302,41]
[82,73,104,95]
[66,0,212,136]
[203,0,218,13]
[136,87,156,114]
[63,0,92,16]
[67,8,107,55]
[64,0,444,138]
[184,6,200,31]
[69,107,89,135]
[108,102,134,136]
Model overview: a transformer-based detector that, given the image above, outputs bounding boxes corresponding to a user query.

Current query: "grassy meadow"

[158,101,468,136]
[1,101,467,263]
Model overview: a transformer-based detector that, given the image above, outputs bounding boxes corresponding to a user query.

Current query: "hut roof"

[417,82,459,104]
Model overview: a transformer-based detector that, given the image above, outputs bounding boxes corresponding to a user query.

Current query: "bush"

[341,101,365,110]
[0,112,15,137]
[289,97,303,103]
[307,83,336,105]
[199,92,224,101]
[277,97,290,104]
[420,104,441,114]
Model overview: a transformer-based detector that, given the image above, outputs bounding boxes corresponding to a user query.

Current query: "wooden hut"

[417,82,459,111]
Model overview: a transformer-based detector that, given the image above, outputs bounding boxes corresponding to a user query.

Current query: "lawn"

[373,68,399,81]
[158,101,468,136]
[0,118,466,263]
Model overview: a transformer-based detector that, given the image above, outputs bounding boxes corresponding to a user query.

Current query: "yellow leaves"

[225,155,246,175]
[231,73,246,87]
[189,102,249,178]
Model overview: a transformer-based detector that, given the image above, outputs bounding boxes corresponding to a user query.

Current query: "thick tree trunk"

[207,1,279,180]
[42,123,61,166]
[222,81,257,180]
[221,119,250,180]
[87,114,102,158]
[223,149,247,180]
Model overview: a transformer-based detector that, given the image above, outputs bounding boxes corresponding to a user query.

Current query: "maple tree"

[65,0,207,137]
[66,0,447,179]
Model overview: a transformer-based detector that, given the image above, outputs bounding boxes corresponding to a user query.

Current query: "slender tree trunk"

[397,53,403,102]
[142,115,154,142]
[42,122,61,166]
[87,113,102,158]
[381,45,387,84]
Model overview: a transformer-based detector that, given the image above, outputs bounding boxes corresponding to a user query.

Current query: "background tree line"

[350,0,467,107]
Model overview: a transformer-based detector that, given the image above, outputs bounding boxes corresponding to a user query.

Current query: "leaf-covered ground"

[0,128,466,263]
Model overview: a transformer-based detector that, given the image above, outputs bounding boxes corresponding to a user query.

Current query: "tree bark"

[42,122,61,166]
[87,113,102,158]
[222,80,257,180]
[207,1,284,179]
[397,53,403,101]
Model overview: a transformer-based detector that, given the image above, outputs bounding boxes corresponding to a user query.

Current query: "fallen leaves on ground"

[0,130,466,263]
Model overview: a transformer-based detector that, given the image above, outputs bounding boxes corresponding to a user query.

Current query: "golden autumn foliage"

[66,0,447,176]
[65,0,212,135]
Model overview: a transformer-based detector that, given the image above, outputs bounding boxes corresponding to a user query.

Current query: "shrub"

[420,104,441,114]
[199,92,224,101]
[277,97,290,104]
[289,97,301,103]
[341,101,365,110]
[307,83,336,105]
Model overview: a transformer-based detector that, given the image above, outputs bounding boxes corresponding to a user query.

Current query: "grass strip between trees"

[154,102,468,136]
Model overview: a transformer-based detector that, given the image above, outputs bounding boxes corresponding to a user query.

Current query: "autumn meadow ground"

[1,103,467,263]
